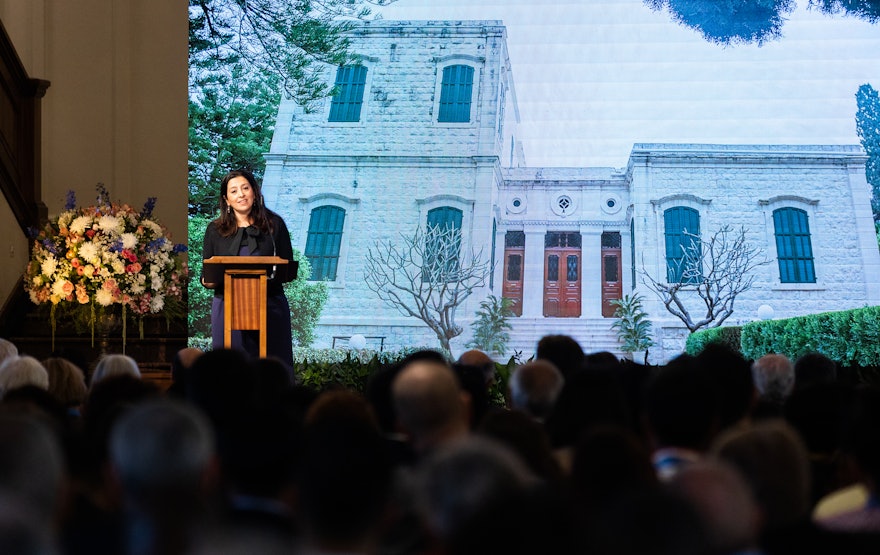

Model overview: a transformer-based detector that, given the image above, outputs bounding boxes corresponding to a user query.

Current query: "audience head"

[669,460,761,554]
[415,436,536,543]
[167,347,203,398]
[0,412,65,529]
[752,353,795,401]
[841,385,880,494]
[478,408,564,484]
[109,399,216,510]
[391,355,469,453]
[42,357,87,408]
[298,404,392,550]
[0,356,49,397]
[509,359,564,421]
[456,349,496,385]
[793,352,837,390]
[694,343,754,430]
[711,420,812,531]
[91,354,140,389]
[185,348,257,429]
[536,334,584,378]
[644,358,719,453]
[0,338,18,366]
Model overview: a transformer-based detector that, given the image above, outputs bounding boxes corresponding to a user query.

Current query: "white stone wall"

[262,21,880,360]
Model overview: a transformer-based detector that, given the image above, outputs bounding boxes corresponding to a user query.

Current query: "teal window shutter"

[773,208,816,283]
[305,206,345,280]
[438,65,474,123]
[664,207,701,283]
[329,65,367,122]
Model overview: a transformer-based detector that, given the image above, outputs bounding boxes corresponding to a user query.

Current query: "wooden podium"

[202,256,292,357]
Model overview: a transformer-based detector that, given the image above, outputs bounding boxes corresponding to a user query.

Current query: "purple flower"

[173,243,188,253]
[42,239,58,255]
[26,227,40,239]
[146,238,167,253]
[64,190,77,211]
[141,196,157,218]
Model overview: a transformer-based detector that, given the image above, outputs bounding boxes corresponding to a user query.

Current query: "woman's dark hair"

[214,169,275,237]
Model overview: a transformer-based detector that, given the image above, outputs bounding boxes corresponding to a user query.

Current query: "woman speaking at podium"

[201,169,296,374]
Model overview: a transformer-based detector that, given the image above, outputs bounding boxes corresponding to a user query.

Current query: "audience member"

[456,349,496,386]
[0,355,49,397]
[644,358,719,480]
[0,338,18,366]
[165,347,203,399]
[391,355,470,456]
[0,412,66,533]
[109,399,218,555]
[752,353,795,418]
[478,408,564,485]
[43,357,88,411]
[508,359,564,421]
[90,354,140,389]
[793,352,838,390]
[669,460,762,555]
[536,334,584,378]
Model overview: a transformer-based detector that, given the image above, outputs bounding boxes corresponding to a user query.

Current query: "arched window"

[424,207,463,282]
[329,65,367,122]
[664,206,701,283]
[773,207,816,283]
[304,205,345,280]
[438,65,474,123]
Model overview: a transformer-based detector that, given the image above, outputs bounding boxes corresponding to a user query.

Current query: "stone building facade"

[261,20,880,362]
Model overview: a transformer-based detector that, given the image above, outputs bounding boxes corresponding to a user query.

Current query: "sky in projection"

[378,0,880,168]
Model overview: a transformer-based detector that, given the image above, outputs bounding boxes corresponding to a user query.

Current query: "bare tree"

[642,225,770,332]
[364,225,491,354]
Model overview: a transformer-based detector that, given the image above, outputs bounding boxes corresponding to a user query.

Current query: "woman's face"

[225,176,256,220]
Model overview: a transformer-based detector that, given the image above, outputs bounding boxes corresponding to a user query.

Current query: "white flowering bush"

[24,185,187,341]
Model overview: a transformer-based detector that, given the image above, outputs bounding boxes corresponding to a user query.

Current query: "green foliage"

[188,68,281,215]
[740,306,880,366]
[467,295,515,356]
[610,293,655,353]
[685,326,743,356]
[296,353,384,393]
[187,214,213,336]
[645,1,880,46]
[283,254,327,348]
[856,83,880,221]
[643,0,795,45]
[186,214,328,347]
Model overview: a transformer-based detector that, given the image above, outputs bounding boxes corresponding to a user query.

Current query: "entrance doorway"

[601,231,623,317]
[502,231,525,316]
[543,232,581,317]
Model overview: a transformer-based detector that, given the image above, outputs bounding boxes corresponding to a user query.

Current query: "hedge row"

[686,306,880,367]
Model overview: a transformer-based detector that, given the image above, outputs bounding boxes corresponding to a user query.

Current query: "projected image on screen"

[191,0,880,362]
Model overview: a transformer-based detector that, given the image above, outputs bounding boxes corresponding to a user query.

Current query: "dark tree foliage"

[188,0,391,216]
[644,0,880,45]
[856,84,880,220]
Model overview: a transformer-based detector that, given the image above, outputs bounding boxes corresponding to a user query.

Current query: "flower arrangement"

[24,184,187,349]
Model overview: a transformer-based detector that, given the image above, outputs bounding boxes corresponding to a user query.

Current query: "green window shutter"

[438,65,474,123]
[329,65,367,122]
[305,206,345,280]
[664,207,700,283]
[773,208,816,283]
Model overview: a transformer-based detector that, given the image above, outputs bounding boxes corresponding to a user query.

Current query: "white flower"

[41,256,58,277]
[149,294,164,312]
[97,215,122,234]
[78,242,99,265]
[95,288,114,306]
[121,233,138,250]
[69,215,92,235]
[142,220,162,235]
[130,282,145,295]
[111,260,125,274]
[51,279,71,298]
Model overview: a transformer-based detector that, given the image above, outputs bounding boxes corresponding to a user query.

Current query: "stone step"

[505,317,627,360]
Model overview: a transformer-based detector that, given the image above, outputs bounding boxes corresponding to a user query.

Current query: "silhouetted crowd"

[0,334,879,555]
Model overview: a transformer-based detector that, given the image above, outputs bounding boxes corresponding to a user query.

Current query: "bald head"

[457,349,495,384]
[751,354,794,400]
[392,360,469,450]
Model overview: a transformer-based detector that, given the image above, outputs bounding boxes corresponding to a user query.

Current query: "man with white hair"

[508,359,565,422]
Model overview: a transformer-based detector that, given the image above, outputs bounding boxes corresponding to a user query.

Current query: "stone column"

[581,227,602,318]
[522,227,545,318]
